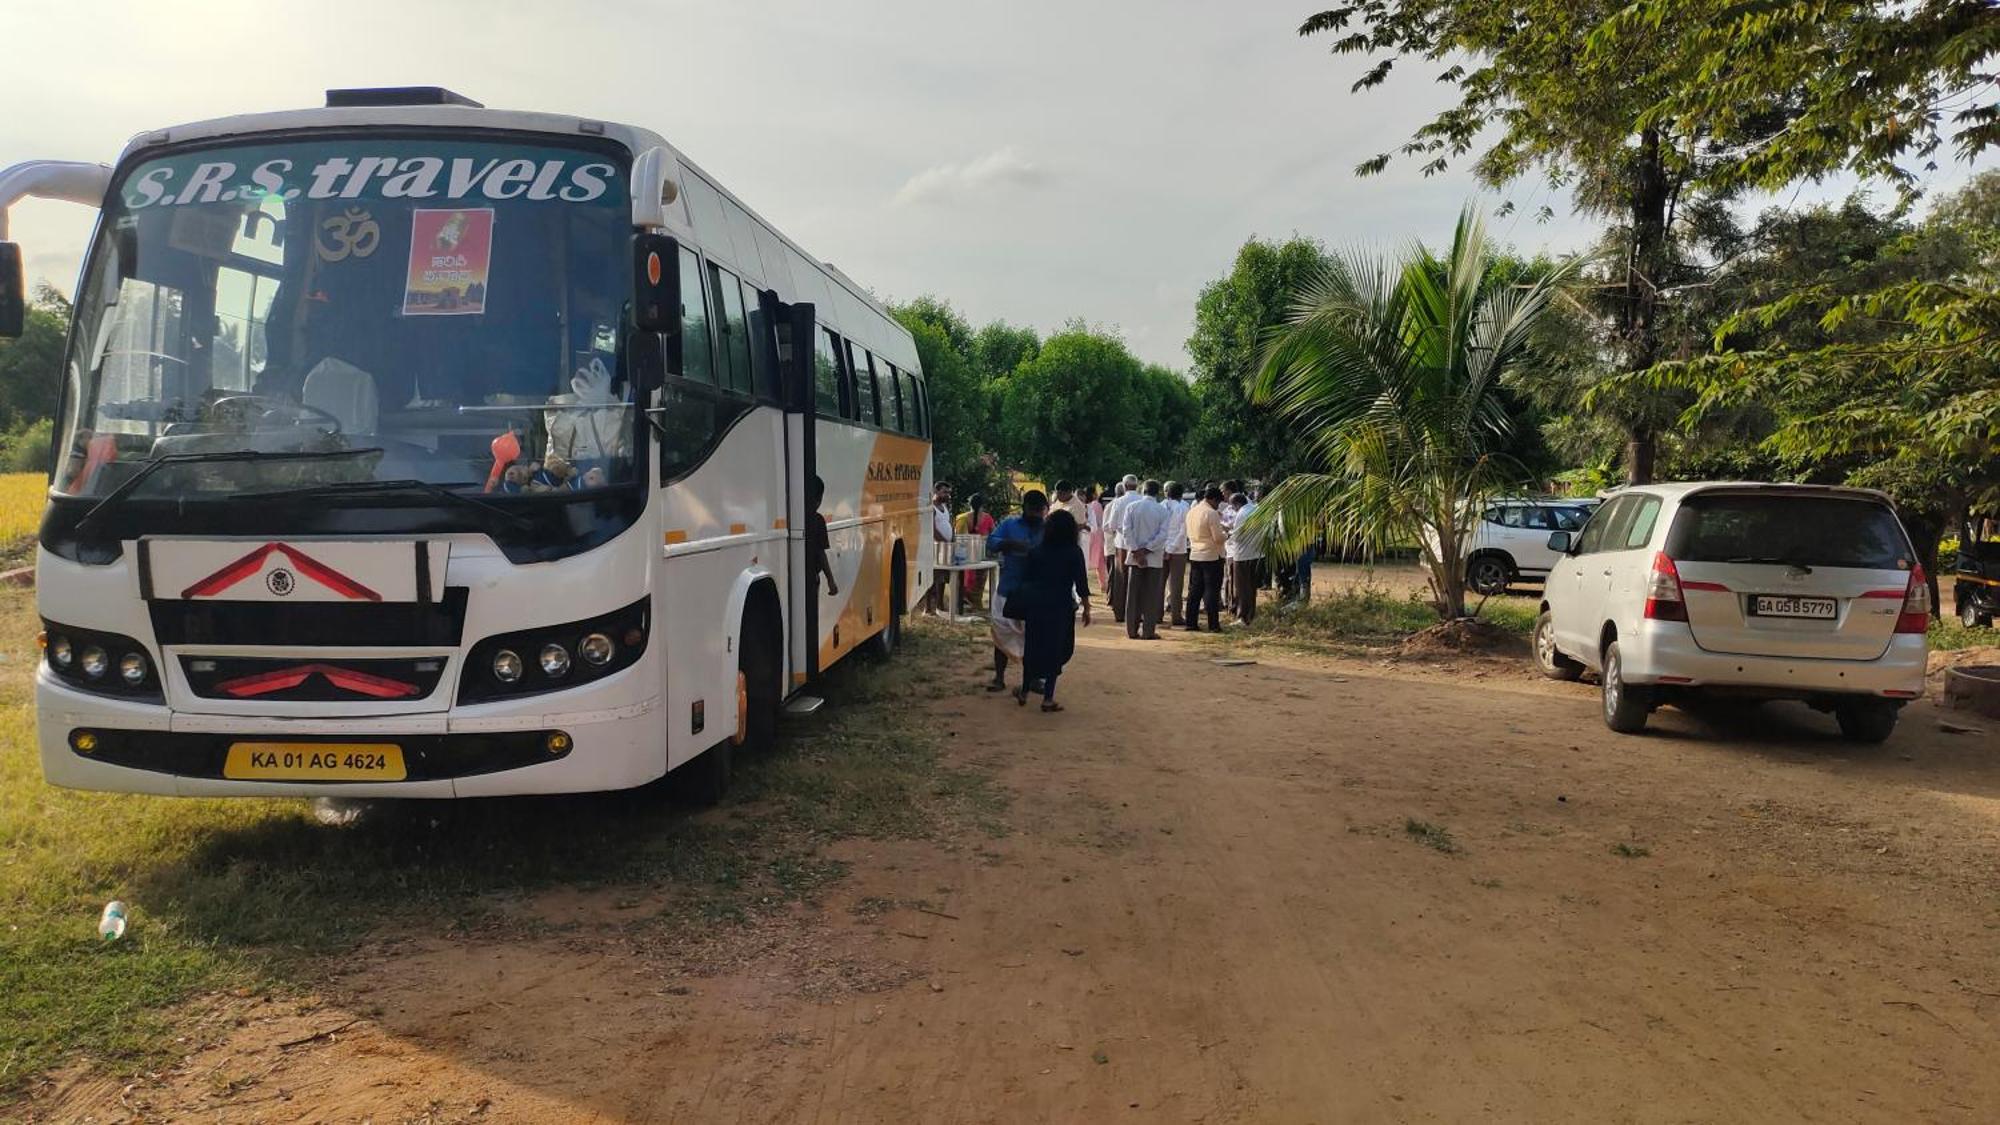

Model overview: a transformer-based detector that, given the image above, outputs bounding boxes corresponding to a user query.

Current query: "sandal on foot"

[985,681,1006,692]
[1013,687,1029,706]
[1041,702,1064,713]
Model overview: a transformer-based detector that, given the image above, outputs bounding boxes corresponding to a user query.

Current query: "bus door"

[769,296,819,690]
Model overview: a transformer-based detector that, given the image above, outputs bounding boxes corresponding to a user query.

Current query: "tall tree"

[1184,237,1329,481]
[1608,173,2000,610]
[0,284,69,431]
[995,326,1185,484]
[892,297,1002,500]
[970,321,1041,383]
[1299,1,1787,482]
[1247,209,1582,619]
[1594,0,2000,196]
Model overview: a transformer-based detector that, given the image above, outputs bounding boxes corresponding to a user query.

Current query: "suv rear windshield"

[1665,493,1914,570]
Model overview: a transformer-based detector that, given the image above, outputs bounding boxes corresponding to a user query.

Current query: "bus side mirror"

[0,243,25,339]
[632,233,679,335]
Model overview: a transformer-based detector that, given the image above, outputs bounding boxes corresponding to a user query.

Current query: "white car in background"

[1534,483,1929,741]
[1440,498,1598,595]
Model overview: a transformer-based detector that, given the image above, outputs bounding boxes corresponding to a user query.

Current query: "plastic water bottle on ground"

[98,901,127,941]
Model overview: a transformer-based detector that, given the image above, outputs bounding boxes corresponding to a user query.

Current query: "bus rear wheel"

[866,550,906,661]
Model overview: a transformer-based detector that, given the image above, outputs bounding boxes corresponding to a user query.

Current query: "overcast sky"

[4,0,1989,369]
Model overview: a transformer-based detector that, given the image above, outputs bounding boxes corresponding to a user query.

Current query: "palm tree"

[1245,208,1582,620]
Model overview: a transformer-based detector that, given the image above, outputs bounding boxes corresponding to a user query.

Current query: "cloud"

[892,147,1049,207]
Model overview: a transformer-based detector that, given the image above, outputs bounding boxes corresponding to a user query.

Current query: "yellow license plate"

[223,742,407,782]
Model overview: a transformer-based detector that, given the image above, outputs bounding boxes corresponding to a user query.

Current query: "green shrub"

[0,419,52,474]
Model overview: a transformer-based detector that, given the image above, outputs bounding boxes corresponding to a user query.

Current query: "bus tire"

[735,593,781,755]
[674,740,732,807]
[866,544,906,661]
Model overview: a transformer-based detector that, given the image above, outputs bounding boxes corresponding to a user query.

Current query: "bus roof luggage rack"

[326,87,484,109]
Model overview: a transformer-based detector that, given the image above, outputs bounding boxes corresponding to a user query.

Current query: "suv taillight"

[1643,551,1688,622]
[1896,563,1932,634]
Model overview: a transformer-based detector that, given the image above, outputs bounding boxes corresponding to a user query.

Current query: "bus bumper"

[37,674,667,798]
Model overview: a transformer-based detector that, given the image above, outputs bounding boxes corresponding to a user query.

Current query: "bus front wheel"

[674,740,732,807]
[735,597,781,755]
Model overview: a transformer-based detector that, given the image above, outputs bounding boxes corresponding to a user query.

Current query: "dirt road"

[37,622,2000,1123]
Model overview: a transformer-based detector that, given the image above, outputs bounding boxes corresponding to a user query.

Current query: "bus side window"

[741,279,779,401]
[707,261,753,396]
[676,249,715,385]
[881,362,904,432]
[847,341,878,426]
[817,329,848,417]
[911,377,928,437]
[896,370,917,435]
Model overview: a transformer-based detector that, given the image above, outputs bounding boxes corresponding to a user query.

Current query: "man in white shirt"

[1103,474,1140,624]
[1053,479,1089,532]
[1158,480,1191,627]
[1227,491,1266,624]
[927,483,954,615]
[1218,478,1243,614]
[1119,479,1173,640]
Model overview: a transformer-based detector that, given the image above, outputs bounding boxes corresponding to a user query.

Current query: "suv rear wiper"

[1724,555,1814,573]
[74,448,384,532]
[234,478,536,531]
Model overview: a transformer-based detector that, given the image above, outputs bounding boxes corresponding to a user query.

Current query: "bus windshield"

[55,134,637,503]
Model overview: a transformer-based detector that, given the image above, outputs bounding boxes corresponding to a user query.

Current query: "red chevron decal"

[180,542,382,601]
[214,663,420,699]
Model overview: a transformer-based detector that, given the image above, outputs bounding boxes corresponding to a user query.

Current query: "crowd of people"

[924,474,1318,712]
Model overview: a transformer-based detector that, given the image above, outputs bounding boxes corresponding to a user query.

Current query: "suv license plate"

[1750,595,1837,620]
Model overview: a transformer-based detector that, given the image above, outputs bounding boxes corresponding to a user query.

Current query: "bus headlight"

[460,598,649,704]
[492,649,524,684]
[40,620,163,701]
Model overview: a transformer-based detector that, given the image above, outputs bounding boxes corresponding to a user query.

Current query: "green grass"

[1609,842,1652,859]
[0,594,995,1098]
[1928,616,1993,652]
[1214,582,1538,659]
[1403,818,1462,855]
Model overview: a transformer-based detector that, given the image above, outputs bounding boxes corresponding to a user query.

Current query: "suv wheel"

[1835,700,1900,744]
[1467,555,1512,597]
[1534,611,1583,682]
[1600,641,1652,733]
[1960,598,1990,629]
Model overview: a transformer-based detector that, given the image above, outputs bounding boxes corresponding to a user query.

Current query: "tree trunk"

[1621,129,1672,486]
[1624,429,1656,488]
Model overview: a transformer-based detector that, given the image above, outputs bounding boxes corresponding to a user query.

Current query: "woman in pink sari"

[1085,485,1108,591]
[955,494,997,609]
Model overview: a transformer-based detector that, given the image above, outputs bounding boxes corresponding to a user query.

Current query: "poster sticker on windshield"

[402,208,494,316]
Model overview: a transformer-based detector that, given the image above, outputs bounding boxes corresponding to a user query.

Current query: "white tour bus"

[0,87,933,801]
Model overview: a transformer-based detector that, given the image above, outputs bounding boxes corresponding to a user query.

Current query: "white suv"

[1429,499,1598,595]
[1534,483,1930,741]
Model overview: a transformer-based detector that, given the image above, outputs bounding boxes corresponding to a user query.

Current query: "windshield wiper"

[74,448,384,532]
[1724,555,1815,573]
[234,478,536,531]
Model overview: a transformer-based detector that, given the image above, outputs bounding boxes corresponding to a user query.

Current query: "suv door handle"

[1601,569,1613,576]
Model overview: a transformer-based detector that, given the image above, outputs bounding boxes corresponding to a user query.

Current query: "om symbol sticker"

[316,208,381,262]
